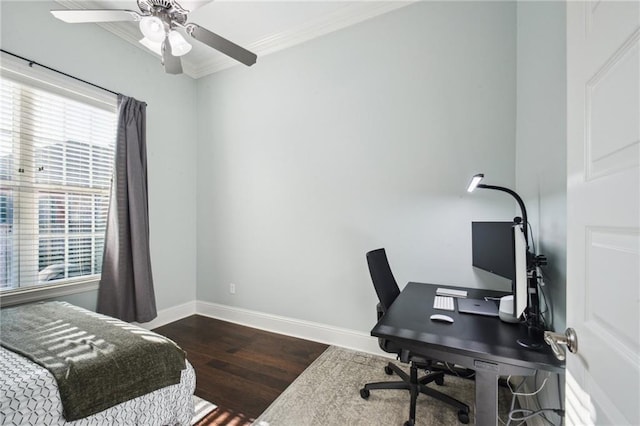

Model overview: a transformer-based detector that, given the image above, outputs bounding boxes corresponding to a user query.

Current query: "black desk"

[371,282,564,426]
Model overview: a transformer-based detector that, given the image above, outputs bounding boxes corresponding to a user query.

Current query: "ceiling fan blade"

[162,39,183,75]
[51,9,141,23]
[186,24,257,66]
[178,1,213,13]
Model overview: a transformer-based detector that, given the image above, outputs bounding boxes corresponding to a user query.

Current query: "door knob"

[544,328,578,361]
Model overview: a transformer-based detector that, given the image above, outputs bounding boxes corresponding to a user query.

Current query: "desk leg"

[474,366,499,426]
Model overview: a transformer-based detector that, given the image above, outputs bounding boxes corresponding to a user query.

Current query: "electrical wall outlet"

[229,283,236,294]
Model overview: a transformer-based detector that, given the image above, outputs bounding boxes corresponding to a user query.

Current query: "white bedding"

[0,346,196,425]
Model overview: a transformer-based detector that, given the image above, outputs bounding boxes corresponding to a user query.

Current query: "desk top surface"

[371,282,564,373]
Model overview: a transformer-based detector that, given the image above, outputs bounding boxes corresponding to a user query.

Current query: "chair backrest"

[366,248,401,313]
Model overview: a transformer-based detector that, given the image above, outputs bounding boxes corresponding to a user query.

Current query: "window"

[0,59,117,294]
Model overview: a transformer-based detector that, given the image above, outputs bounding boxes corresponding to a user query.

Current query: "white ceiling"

[56,0,413,78]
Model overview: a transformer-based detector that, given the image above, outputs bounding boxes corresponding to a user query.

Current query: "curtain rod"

[1,49,121,97]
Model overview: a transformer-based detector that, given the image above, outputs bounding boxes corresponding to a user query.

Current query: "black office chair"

[360,248,470,426]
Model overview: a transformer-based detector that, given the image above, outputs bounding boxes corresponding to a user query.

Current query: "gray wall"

[515,2,567,421]
[195,1,518,332]
[0,1,199,313]
[515,1,567,332]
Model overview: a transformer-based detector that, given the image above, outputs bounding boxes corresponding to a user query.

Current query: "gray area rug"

[192,396,217,425]
[254,346,512,426]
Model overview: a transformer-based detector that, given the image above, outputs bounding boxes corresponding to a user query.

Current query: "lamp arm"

[477,184,529,246]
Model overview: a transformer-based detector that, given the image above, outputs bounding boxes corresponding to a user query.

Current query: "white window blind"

[0,66,117,292]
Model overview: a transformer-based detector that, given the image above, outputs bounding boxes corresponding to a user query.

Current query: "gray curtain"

[97,95,156,323]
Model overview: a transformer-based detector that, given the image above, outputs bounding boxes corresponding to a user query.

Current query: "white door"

[566,1,640,425]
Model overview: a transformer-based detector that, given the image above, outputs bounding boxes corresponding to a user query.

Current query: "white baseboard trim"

[196,300,389,357]
[137,300,197,330]
[136,298,391,358]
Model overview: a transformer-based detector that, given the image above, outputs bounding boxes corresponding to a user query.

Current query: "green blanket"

[0,301,186,421]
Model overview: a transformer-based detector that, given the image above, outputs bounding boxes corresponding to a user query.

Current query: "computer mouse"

[430,314,454,323]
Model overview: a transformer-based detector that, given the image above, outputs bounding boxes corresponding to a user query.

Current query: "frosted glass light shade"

[139,37,162,55]
[168,31,192,56]
[139,16,165,43]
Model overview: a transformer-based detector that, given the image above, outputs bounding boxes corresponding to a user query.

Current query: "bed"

[0,301,196,425]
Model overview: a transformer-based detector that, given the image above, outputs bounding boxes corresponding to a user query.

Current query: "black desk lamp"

[467,173,546,348]
[467,173,529,247]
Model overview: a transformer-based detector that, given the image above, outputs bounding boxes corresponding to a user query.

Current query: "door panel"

[586,31,639,179]
[566,1,640,425]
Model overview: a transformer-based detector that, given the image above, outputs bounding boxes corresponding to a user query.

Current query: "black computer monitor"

[471,222,515,280]
[472,221,528,318]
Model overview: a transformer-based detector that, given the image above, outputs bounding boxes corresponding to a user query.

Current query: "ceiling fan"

[51,0,257,75]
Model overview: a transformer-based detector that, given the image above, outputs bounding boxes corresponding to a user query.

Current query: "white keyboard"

[433,296,455,311]
[436,287,468,298]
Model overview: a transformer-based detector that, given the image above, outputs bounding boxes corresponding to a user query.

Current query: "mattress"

[0,343,196,425]
[1,302,187,420]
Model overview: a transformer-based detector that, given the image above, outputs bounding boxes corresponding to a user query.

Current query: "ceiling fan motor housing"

[138,0,188,25]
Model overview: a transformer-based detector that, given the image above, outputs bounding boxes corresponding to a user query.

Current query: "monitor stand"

[516,269,546,350]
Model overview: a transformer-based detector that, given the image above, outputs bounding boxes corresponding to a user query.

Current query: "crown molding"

[190,1,415,78]
[54,0,415,79]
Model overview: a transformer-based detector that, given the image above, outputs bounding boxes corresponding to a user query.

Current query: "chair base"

[360,361,470,425]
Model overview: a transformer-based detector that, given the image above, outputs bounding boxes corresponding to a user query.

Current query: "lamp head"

[467,173,484,192]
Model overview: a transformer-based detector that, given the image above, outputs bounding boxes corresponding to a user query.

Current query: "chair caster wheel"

[404,421,414,426]
[360,388,370,399]
[384,365,394,375]
[458,410,470,424]
[435,375,444,386]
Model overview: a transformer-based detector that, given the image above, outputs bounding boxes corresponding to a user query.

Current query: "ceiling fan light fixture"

[139,15,165,43]
[139,37,162,56]
[168,30,192,56]
[50,0,258,74]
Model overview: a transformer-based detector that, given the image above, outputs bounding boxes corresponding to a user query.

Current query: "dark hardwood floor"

[153,315,329,425]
